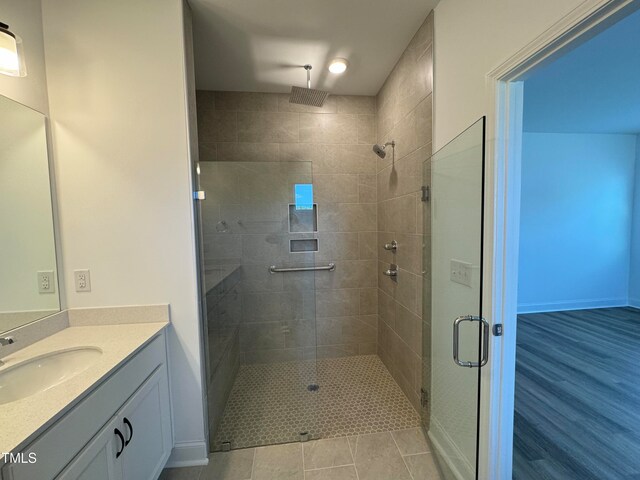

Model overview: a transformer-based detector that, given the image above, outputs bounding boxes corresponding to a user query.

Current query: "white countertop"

[0,322,168,457]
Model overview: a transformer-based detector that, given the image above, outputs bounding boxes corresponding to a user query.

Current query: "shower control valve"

[383,240,398,252]
[383,264,398,278]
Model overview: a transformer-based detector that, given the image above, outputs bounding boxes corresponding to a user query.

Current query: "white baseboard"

[427,418,471,480]
[165,441,209,468]
[517,297,628,314]
[628,298,640,309]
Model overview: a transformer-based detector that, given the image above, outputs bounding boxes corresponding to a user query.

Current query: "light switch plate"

[450,259,473,287]
[74,269,91,292]
[37,270,55,293]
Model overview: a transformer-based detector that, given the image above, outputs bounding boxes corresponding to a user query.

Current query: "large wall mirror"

[0,94,60,334]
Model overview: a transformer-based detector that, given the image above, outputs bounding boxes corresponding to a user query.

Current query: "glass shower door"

[422,118,487,480]
[200,160,319,451]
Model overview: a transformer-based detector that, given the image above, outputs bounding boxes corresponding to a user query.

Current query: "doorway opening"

[490,2,640,479]
[513,8,640,478]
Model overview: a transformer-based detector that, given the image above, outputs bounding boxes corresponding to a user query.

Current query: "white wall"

[41,0,206,463]
[0,0,49,114]
[629,135,640,306]
[518,133,637,312]
[433,0,585,150]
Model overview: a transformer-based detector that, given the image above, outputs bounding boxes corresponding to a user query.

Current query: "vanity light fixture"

[328,58,348,74]
[0,22,26,77]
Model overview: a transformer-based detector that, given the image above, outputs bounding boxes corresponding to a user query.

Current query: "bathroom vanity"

[0,91,174,480]
[0,320,171,480]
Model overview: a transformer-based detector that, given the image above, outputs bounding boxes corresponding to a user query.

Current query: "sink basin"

[0,347,103,405]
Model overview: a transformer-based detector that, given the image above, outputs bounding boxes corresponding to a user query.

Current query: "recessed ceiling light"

[328,58,348,74]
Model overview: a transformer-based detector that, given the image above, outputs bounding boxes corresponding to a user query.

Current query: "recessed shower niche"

[289,238,319,253]
[288,204,318,233]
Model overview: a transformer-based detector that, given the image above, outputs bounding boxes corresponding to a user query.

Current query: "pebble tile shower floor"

[213,354,420,450]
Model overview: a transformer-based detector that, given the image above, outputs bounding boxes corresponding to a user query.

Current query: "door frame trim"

[483,1,640,478]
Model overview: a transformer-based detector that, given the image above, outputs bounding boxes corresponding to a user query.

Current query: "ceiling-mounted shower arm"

[304,64,312,89]
[289,64,329,107]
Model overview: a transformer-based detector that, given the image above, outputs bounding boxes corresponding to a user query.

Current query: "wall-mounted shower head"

[372,140,395,159]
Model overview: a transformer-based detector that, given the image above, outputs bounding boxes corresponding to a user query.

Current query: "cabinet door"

[119,366,172,480]
[56,416,123,480]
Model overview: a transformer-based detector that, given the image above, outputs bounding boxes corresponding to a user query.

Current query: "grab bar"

[269,263,336,274]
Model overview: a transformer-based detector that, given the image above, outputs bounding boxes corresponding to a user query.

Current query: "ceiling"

[189,0,438,96]
[524,7,640,134]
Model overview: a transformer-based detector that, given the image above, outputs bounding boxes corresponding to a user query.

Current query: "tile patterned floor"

[160,428,442,480]
[212,355,421,451]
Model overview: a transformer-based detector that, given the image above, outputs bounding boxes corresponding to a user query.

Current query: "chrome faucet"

[0,337,15,367]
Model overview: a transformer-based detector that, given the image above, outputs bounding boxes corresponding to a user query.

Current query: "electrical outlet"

[74,269,92,292]
[450,259,473,287]
[37,271,55,293]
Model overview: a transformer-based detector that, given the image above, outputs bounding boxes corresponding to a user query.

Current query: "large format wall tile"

[357,115,376,144]
[314,260,377,290]
[214,91,279,112]
[375,12,433,414]
[279,143,377,174]
[317,315,377,346]
[319,203,376,232]
[216,142,279,162]
[315,232,360,261]
[299,114,359,144]
[336,95,376,115]
[359,288,378,315]
[378,195,418,234]
[197,90,379,365]
[197,42,434,377]
[314,174,360,203]
[377,145,426,202]
[358,174,377,203]
[358,232,377,259]
[237,111,299,143]
[199,110,237,143]
[316,289,360,317]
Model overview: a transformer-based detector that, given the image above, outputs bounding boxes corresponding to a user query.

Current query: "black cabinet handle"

[123,417,134,446]
[114,428,125,458]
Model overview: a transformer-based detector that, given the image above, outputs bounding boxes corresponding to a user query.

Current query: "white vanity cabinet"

[57,416,123,480]
[2,331,172,480]
[119,366,171,480]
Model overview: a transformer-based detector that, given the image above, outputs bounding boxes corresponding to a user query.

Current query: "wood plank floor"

[513,307,640,480]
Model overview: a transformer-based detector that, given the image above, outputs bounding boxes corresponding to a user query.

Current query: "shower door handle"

[453,315,489,368]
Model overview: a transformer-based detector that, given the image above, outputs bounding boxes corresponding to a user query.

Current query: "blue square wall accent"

[294,184,314,210]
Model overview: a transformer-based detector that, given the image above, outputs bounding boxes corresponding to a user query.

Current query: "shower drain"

[307,384,319,392]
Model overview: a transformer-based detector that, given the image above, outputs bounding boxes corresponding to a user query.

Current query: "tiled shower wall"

[196,91,379,363]
[375,13,433,412]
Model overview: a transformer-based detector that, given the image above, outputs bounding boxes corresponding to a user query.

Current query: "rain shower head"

[373,140,395,159]
[289,65,329,108]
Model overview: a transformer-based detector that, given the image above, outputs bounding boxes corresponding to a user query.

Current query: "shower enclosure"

[198,160,322,450]
[423,118,487,480]
[190,81,427,455]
